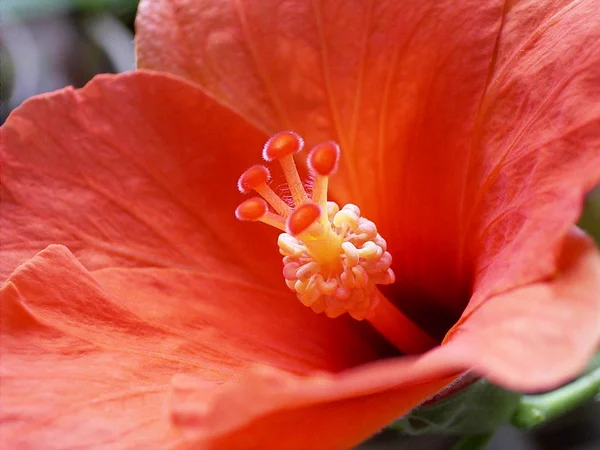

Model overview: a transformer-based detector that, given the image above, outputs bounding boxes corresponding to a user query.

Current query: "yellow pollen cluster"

[235,131,395,320]
[279,202,394,320]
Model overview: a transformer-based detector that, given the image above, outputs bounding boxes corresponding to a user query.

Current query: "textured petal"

[447,229,600,391]
[463,0,600,314]
[92,266,394,374]
[164,229,600,448]
[0,70,277,283]
[0,70,389,364]
[0,245,394,449]
[168,360,461,450]
[6,239,596,448]
[0,246,187,449]
[135,0,506,334]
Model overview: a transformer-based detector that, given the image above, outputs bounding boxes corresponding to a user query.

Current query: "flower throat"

[235,131,395,321]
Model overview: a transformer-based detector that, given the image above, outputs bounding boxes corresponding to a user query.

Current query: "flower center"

[235,131,395,321]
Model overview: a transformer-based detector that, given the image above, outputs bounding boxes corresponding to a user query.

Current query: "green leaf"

[391,378,521,436]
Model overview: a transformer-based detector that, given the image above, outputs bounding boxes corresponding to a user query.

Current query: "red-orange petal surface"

[0,3,598,444]
[0,71,393,364]
[136,0,600,340]
[0,246,384,449]
[463,0,600,317]
[448,228,600,391]
[91,264,390,374]
[0,246,184,448]
[0,246,459,449]
[3,229,599,448]
[134,0,505,331]
[0,70,278,283]
[168,230,600,449]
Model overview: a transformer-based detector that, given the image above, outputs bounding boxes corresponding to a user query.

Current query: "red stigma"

[263,131,304,161]
[235,197,268,221]
[308,141,340,176]
[286,203,321,236]
[237,165,271,194]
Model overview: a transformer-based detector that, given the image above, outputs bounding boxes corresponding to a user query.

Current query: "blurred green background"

[1,0,137,121]
[1,1,598,449]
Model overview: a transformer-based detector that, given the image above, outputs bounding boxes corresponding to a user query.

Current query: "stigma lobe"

[308,141,340,176]
[262,131,304,161]
[286,203,321,236]
[237,165,271,194]
[235,197,268,221]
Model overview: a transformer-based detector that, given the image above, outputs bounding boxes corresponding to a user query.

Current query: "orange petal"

[135,0,508,333]
[464,0,600,316]
[92,266,393,374]
[447,228,600,392]
[136,2,600,339]
[1,248,460,449]
[163,230,600,447]
[0,71,277,283]
[168,361,460,450]
[8,240,597,447]
[0,245,397,449]
[0,68,394,364]
[0,246,186,448]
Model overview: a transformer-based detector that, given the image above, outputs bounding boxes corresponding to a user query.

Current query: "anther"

[333,208,359,230]
[286,203,321,236]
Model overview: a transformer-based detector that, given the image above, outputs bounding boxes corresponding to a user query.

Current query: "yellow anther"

[357,241,382,259]
[333,209,359,230]
[342,204,361,215]
[326,202,340,220]
[294,279,307,295]
[341,241,359,267]
[296,261,321,281]
[316,275,338,295]
[351,266,368,288]
[278,234,305,257]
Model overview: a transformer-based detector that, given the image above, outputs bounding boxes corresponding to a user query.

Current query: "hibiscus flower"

[1,0,599,448]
